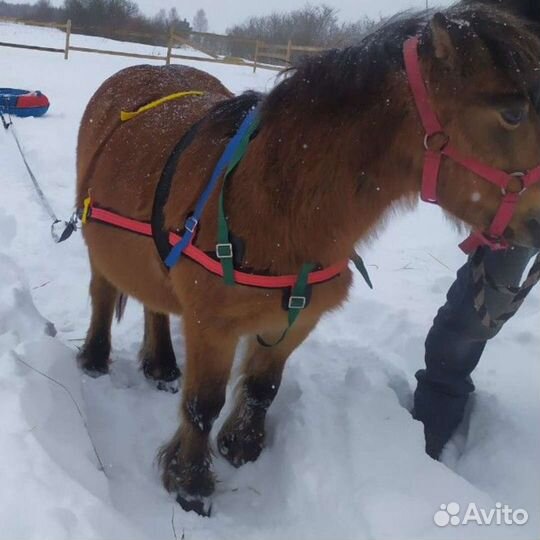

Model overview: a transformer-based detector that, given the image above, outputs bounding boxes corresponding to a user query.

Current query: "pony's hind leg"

[78,265,118,376]
[217,321,318,467]
[140,308,181,392]
[159,315,238,514]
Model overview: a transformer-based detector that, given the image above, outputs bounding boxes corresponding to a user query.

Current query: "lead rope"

[471,249,540,329]
[1,112,78,243]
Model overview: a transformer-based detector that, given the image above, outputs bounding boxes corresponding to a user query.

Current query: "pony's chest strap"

[81,201,351,289]
[403,36,540,254]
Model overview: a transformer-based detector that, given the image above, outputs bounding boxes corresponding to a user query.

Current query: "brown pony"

[76,5,540,513]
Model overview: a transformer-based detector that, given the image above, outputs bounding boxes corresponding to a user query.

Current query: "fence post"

[253,40,259,73]
[286,39,292,64]
[64,19,71,60]
[166,28,173,65]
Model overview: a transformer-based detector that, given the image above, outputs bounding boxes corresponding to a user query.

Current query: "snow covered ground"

[0,21,539,540]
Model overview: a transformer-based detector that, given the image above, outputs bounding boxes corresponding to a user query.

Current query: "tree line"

[227,4,375,48]
[0,0,191,42]
[0,1,375,55]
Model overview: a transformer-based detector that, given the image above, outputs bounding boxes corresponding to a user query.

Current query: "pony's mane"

[464,0,540,23]
[261,4,540,115]
[204,90,262,136]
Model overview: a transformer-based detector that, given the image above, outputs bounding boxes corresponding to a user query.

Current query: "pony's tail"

[115,293,128,322]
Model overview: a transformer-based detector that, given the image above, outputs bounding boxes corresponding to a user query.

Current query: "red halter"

[403,36,540,253]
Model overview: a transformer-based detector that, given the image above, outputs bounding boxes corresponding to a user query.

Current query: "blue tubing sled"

[0,88,50,117]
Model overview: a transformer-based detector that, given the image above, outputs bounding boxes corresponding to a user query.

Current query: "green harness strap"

[217,111,261,285]
[256,262,316,348]
[257,255,372,346]
[215,109,373,347]
[350,251,373,289]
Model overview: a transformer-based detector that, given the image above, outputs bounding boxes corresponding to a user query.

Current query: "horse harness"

[404,36,540,253]
[81,92,372,346]
[81,36,540,337]
[404,36,540,327]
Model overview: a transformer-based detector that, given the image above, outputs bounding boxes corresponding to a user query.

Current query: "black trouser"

[413,245,538,458]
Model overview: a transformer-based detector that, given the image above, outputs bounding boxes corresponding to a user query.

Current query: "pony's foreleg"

[159,315,238,505]
[217,320,318,467]
[77,265,118,376]
[140,308,180,390]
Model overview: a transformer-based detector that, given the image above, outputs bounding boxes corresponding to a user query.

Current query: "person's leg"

[414,245,537,459]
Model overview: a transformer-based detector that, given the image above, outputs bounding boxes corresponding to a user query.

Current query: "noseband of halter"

[403,36,540,253]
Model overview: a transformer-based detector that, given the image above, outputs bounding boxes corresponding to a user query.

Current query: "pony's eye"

[500,107,526,128]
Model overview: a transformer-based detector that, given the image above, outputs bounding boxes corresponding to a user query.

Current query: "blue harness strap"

[164,106,260,268]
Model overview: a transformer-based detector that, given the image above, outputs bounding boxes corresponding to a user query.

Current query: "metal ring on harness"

[423,132,449,152]
[502,172,527,196]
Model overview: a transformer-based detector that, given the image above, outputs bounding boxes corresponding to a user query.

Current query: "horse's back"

[76,64,232,218]
[76,64,232,311]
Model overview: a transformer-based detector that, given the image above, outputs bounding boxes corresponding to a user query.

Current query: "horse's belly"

[84,224,181,314]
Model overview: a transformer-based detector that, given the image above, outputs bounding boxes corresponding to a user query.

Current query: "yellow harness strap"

[81,195,92,224]
[120,91,204,122]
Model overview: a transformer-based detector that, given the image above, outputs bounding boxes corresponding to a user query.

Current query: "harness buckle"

[216,243,233,259]
[288,295,307,310]
[185,216,199,233]
[423,132,449,153]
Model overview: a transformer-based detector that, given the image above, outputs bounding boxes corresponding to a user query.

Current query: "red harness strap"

[403,36,540,253]
[88,205,348,288]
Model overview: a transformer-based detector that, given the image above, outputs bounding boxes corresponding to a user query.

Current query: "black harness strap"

[151,120,202,261]
[151,93,262,266]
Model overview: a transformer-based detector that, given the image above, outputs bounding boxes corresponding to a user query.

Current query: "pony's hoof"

[176,492,212,517]
[80,364,109,378]
[153,378,179,393]
[77,354,109,377]
[160,448,215,499]
[143,361,181,392]
[217,428,264,468]
[77,345,109,377]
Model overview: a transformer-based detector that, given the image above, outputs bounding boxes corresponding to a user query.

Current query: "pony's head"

[417,6,540,247]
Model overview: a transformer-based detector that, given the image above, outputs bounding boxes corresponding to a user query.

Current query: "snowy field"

[0,20,214,59]
[0,21,539,540]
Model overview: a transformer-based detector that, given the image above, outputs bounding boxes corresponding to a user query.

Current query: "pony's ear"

[430,12,456,65]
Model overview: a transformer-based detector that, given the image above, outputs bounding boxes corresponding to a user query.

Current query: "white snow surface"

[0,21,214,59]
[0,22,539,540]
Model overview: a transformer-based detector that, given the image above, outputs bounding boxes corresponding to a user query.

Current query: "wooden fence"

[0,18,327,73]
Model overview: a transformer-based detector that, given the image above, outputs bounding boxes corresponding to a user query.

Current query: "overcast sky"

[134,0,451,33]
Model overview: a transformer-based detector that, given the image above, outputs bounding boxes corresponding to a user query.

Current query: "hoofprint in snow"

[0,21,538,540]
